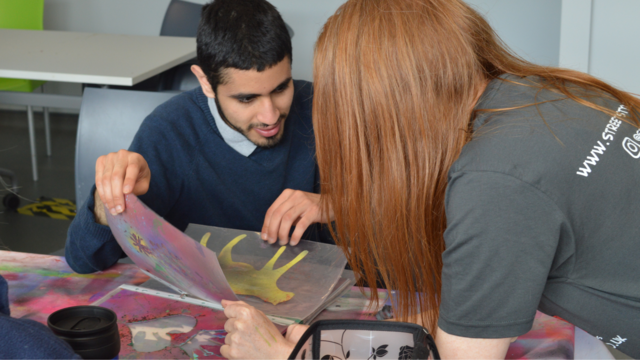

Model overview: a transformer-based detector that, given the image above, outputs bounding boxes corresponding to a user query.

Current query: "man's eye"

[238,97,255,103]
[274,85,288,93]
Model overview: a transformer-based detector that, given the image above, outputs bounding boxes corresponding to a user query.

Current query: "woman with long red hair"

[221,0,640,358]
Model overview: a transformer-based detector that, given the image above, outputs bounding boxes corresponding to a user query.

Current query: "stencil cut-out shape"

[178,329,226,358]
[200,232,211,247]
[215,234,308,305]
[127,314,196,352]
[129,232,153,257]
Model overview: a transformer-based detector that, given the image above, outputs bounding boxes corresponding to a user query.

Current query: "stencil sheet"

[186,224,348,322]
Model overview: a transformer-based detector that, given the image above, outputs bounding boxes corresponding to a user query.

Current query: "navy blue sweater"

[0,275,80,359]
[66,80,330,274]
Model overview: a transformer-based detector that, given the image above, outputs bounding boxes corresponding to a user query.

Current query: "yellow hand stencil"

[212,234,308,305]
[200,232,211,247]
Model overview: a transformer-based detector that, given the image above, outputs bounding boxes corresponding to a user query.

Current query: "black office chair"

[160,0,294,38]
[156,0,203,92]
[74,88,178,209]
[49,88,178,257]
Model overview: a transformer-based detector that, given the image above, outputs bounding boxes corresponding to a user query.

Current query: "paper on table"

[0,251,148,324]
[105,194,237,305]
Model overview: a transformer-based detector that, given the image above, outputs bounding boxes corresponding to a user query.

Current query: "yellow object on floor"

[17,197,76,220]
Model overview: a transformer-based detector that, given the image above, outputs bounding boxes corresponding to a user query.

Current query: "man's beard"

[214,96,286,149]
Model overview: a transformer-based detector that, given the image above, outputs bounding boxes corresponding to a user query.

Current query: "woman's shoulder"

[460,74,623,175]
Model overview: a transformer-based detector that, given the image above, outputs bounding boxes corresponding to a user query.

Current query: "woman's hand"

[221,300,296,359]
[285,324,309,344]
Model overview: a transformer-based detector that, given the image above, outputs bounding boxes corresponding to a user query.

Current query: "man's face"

[194,59,294,148]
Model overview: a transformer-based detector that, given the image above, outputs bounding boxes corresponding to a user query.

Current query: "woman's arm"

[436,326,514,360]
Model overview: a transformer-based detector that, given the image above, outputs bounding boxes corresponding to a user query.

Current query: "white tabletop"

[0,29,196,86]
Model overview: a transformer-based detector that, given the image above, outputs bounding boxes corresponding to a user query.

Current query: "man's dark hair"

[197,0,293,91]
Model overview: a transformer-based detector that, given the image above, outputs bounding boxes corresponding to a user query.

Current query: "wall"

[559,0,640,95]
[590,0,640,94]
[467,0,562,67]
[41,0,562,82]
[17,0,640,108]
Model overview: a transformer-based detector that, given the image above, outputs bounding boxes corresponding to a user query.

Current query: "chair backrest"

[160,0,202,38]
[0,0,44,30]
[75,88,178,208]
[160,0,294,39]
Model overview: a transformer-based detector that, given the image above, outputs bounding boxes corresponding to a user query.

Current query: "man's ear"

[191,65,215,98]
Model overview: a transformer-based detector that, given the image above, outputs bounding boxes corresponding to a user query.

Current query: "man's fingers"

[109,155,130,214]
[266,202,298,245]
[289,212,315,246]
[94,151,152,216]
[100,158,116,214]
[122,163,141,195]
[262,189,294,241]
[277,203,308,245]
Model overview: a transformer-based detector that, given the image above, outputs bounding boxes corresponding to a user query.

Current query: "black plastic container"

[47,306,120,359]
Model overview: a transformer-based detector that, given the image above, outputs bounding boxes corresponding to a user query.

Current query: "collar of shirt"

[208,97,257,157]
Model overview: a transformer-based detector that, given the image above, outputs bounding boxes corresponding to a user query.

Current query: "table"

[0,251,615,359]
[0,29,196,180]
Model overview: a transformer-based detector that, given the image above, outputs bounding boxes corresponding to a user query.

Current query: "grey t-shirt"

[438,74,640,357]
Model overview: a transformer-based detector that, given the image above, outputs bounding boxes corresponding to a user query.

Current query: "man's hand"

[93,150,151,225]
[261,189,334,245]
[221,300,295,360]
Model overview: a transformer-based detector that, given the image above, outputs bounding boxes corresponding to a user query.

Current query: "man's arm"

[65,150,151,274]
[65,187,125,274]
[93,189,108,225]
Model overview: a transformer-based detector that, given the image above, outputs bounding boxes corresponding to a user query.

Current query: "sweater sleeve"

[65,186,124,274]
[0,276,81,359]
[65,100,187,273]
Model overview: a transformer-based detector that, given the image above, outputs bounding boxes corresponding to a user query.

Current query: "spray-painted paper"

[93,285,229,359]
[314,287,574,359]
[185,224,348,323]
[507,311,574,359]
[106,195,237,305]
[0,251,148,324]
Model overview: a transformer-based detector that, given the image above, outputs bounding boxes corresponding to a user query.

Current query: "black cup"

[47,306,120,359]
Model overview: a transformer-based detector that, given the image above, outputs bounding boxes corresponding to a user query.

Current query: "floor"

[0,109,78,254]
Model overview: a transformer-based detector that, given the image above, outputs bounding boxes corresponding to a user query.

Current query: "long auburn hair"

[313,0,640,333]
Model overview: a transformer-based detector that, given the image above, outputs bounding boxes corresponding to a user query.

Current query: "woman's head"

[313,0,639,332]
[313,0,494,331]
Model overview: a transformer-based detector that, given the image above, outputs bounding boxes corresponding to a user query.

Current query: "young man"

[65,0,331,274]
